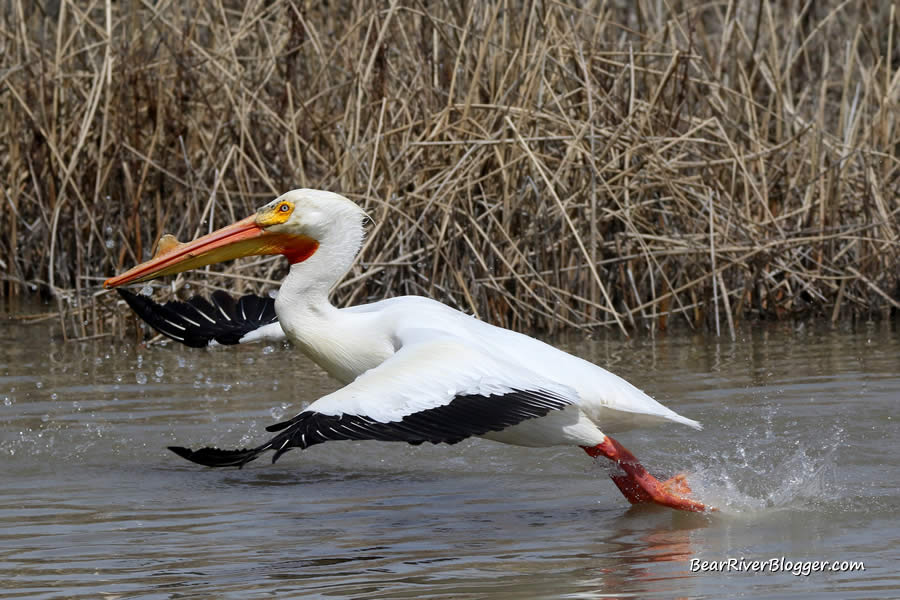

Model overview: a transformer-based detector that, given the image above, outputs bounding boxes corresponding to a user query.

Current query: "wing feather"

[116,288,283,347]
[170,335,579,468]
[169,388,572,468]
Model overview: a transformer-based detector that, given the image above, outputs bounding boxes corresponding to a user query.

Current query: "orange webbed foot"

[583,439,716,513]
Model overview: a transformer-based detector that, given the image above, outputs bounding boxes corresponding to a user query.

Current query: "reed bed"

[2,0,899,339]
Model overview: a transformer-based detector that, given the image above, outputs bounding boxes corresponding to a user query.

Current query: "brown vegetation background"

[2,0,899,338]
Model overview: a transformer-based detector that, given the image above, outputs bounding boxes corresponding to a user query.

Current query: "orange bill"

[104,215,317,288]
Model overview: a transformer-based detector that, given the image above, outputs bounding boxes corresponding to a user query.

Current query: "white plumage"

[267,191,699,441]
[106,188,711,512]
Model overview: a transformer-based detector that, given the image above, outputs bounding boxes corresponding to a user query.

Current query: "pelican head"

[104,189,365,288]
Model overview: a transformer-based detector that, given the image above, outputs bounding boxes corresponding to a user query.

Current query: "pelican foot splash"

[105,189,712,513]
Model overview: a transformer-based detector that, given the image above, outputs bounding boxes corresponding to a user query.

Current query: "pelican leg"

[582,436,710,512]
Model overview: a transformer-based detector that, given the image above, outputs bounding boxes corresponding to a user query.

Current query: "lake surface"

[1,313,897,599]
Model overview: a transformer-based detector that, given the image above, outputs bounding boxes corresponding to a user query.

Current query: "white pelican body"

[106,189,710,512]
[282,295,698,443]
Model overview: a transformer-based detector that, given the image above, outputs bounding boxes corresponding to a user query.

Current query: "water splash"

[683,409,843,515]
[269,402,292,421]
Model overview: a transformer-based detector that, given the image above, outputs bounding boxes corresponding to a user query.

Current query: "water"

[1,316,898,599]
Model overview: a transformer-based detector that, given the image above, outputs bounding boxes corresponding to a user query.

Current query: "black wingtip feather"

[167,445,263,468]
[168,446,201,462]
[116,288,278,347]
[168,390,572,470]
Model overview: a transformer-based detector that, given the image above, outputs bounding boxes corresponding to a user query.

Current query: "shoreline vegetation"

[2,1,898,340]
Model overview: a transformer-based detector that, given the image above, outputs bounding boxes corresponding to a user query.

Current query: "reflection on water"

[1,315,898,598]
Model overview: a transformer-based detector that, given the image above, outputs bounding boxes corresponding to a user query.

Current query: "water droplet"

[223,384,232,392]
[135,372,148,385]
[155,367,164,378]
[269,402,291,420]
[35,382,43,389]
[3,397,11,406]
[115,374,123,383]
[50,393,58,400]
[140,286,153,297]
[262,345,275,355]
[105,239,115,249]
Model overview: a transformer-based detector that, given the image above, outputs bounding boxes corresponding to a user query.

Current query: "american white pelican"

[105,189,710,512]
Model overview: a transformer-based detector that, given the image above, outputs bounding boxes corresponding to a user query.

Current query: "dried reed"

[2,0,898,339]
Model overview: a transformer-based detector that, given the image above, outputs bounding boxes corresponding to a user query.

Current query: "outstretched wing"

[117,288,284,347]
[170,333,579,468]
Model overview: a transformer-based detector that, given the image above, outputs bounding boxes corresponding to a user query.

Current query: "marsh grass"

[2,0,899,339]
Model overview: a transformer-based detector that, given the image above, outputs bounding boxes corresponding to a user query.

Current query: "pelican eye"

[279,203,291,212]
